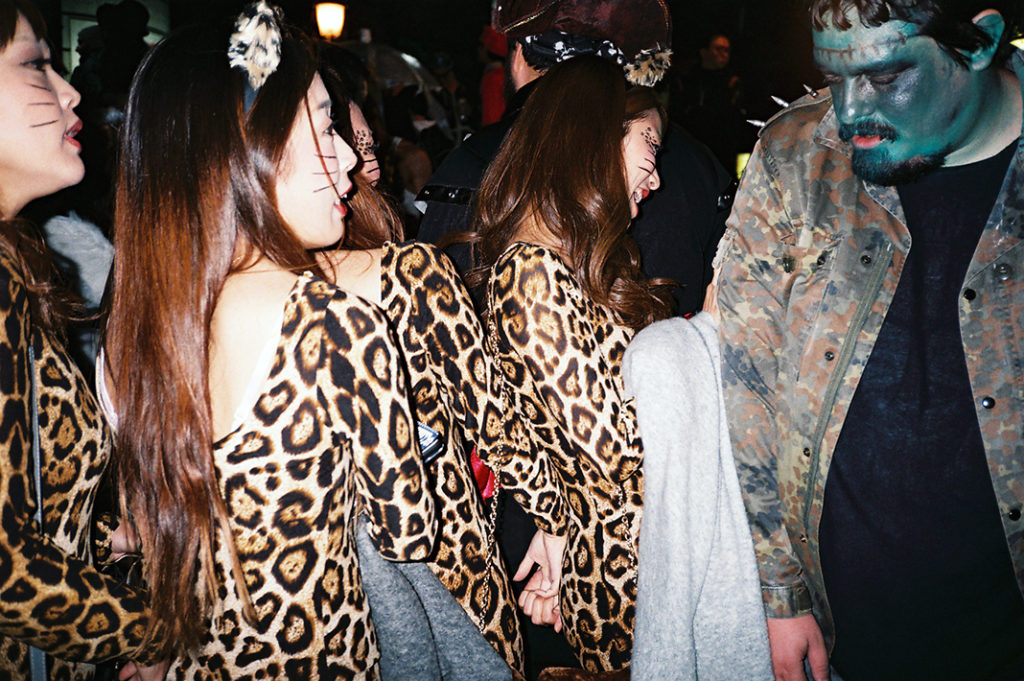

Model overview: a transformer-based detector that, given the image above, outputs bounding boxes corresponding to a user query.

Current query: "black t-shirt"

[820,141,1024,681]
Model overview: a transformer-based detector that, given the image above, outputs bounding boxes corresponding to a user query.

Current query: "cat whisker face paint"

[622,110,663,220]
[274,74,357,248]
[0,13,84,217]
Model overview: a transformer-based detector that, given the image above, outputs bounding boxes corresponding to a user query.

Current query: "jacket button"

[799,534,807,543]
[981,396,996,409]
[860,254,872,265]
[816,253,828,267]
[824,350,835,361]
[995,263,1014,281]
[782,256,795,273]
[963,288,977,301]
[803,447,811,457]
[1009,508,1022,521]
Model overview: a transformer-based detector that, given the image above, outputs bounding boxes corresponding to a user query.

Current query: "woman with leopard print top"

[316,85,526,679]
[0,1,163,679]
[461,56,673,673]
[100,11,435,680]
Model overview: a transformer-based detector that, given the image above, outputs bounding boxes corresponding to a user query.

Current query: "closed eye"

[869,73,900,86]
[22,57,50,72]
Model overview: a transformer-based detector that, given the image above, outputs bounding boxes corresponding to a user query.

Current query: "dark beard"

[851,150,947,185]
[839,121,947,185]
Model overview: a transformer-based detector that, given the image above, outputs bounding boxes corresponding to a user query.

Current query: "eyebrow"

[819,58,913,77]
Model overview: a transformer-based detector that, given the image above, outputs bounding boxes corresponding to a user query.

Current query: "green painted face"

[813,15,981,184]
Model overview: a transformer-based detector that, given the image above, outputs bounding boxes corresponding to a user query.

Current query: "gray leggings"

[355,515,512,681]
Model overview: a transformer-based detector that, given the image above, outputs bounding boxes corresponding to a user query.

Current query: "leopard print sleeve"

[487,246,622,536]
[381,242,530,467]
[321,291,436,560]
[0,253,157,665]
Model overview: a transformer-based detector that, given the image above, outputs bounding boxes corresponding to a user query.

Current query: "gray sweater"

[623,313,771,680]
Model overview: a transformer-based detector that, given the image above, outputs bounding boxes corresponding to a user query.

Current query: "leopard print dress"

[147,273,436,680]
[379,241,525,674]
[483,243,644,673]
[0,249,156,681]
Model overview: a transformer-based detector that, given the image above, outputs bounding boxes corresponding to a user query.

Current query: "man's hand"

[767,615,829,681]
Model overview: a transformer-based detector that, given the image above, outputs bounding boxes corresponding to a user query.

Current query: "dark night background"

[243,0,823,125]
[34,0,824,132]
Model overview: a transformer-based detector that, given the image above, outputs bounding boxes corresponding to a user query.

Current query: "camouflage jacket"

[714,51,1024,648]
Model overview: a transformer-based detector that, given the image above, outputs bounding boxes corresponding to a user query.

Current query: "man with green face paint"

[713,0,1024,679]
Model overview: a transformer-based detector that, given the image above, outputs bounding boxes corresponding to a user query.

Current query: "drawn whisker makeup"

[642,128,661,154]
[28,83,51,92]
[28,102,56,107]
[30,119,59,128]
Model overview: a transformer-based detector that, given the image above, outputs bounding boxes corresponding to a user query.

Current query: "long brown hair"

[462,55,673,329]
[0,0,82,338]
[104,22,323,653]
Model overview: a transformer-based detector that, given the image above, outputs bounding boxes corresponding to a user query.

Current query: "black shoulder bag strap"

[27,341,49,681]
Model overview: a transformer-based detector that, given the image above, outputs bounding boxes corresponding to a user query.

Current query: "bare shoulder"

[217,269,301,327]
[318,247,382,305]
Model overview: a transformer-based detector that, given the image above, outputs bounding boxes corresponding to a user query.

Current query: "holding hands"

[514,529,567,630]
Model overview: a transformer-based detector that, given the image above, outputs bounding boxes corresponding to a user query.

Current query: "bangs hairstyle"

[1,0,82,338]
[464,55,673,329]
[105,21,322,653]
[810,0,1020,65]
[0,0,44,47]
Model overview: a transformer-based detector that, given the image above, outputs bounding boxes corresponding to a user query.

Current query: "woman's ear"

[967,9,1005,71]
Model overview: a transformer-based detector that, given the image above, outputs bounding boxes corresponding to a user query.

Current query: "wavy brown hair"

[0,0,82,338]
[460,55,674,329]
[104,22,324,653]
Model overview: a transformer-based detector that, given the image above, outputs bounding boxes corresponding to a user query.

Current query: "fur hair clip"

[228,0,283,91]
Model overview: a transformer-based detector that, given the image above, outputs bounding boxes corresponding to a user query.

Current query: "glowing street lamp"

[316,3,346,41]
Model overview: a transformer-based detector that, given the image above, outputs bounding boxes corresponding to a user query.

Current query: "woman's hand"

[513,529,566,598]
[119,659,170,681]
[518,568,563,631]
[110,521,140,560]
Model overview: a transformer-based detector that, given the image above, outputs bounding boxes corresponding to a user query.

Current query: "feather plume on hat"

[228,0,283,90]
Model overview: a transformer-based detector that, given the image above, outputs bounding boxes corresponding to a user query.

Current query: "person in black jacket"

[418,0,733,316]
[415,3,734,678]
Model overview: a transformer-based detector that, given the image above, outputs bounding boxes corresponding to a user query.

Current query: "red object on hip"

[470,446,496,499]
